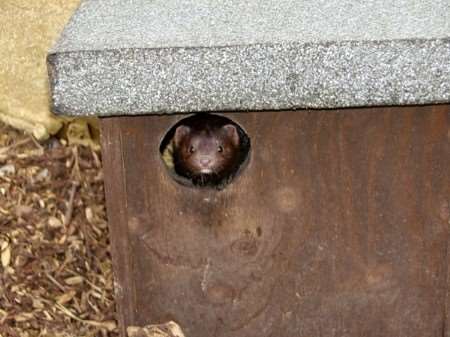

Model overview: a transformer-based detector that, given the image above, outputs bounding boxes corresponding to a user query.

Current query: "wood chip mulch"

[0,123,118,337]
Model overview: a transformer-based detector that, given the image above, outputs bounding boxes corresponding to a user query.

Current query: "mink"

[170,114,243,187]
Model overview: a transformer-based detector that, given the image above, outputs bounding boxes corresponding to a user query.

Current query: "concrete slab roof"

[48,0,450,116]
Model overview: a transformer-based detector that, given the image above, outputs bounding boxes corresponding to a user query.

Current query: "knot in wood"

[230,232,258,257]
[205,283,236,305]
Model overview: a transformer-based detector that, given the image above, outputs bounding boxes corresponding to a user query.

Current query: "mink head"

[173,123,240,180]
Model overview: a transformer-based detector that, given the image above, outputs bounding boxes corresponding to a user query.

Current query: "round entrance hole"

[160,114,251,189]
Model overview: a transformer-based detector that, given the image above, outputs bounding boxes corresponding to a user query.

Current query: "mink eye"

[217,146,224,153]
[189,146,195,153]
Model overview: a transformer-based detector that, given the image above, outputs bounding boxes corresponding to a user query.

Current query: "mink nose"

[200,158,211,166]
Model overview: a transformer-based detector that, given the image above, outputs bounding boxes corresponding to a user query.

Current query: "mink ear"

[174,125,190,145]
[223,124,239,146]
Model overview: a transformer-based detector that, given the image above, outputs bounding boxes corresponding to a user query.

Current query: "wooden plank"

[100,119,138,337]
[101,106,449,337]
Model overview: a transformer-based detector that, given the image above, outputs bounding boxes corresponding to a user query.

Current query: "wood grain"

[101,105,449,337]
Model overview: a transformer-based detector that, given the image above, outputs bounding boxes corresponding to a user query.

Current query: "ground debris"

[127,322,186,337]
[0,122,117,336]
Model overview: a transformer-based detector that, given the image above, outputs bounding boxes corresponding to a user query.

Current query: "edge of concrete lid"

[48,0,450,116]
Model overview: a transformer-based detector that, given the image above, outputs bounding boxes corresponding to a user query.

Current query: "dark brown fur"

[172,115,241,186]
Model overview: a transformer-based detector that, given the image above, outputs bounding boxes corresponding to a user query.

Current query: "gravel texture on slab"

[48,0,450,116]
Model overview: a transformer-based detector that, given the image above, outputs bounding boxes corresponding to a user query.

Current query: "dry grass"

[0,123,118,337]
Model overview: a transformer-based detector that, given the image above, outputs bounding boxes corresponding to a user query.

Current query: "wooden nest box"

[48,1,450,336]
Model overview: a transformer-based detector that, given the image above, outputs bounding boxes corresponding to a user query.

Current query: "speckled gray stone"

[48,0,450,116]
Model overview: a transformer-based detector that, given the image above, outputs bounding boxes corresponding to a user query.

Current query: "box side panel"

[102,106,449,337]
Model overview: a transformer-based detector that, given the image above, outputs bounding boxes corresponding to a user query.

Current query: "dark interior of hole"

[160,114,251,189]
